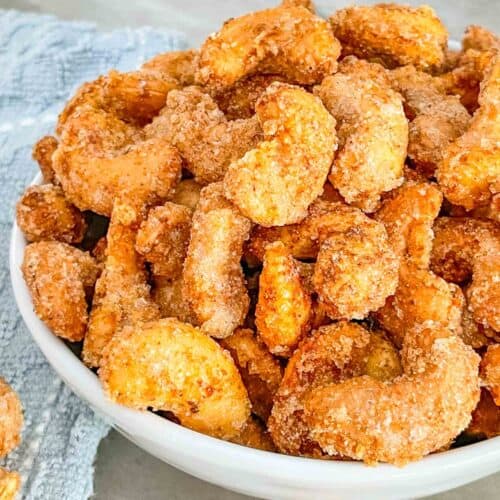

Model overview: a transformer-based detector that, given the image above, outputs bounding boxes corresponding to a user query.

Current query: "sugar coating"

[0,378,23,459]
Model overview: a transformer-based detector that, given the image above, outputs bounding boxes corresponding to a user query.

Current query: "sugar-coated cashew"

[437,55,500,209]
[100,318,251,440]
[255,241,311,357]
[0,378,23,459]
[375,182,443,269]
[135,202,192,279]
[268,322,401,456]
[22,241,100,341]
[220,328,283,421]
[312,205,399,320]
[16,184,87,244]
[32,135,58,184]
[330,4,448,71]
[481,344,500,406]
[169,179,202,212]
[224,82,337,226]
[229,416,276,452]
[152,86,262,184]
[315,70,407,212]
[141,49,198,86]
[303,322,480,465]
[197,5,340,90]
[53,71,182,216]
[183,183,251,338]
[83,199,159,367]
[0,468,20,500]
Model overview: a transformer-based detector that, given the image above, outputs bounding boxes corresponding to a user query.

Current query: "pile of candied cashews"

[12,0,500,470]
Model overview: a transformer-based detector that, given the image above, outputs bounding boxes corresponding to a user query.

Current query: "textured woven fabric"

[0,10,187,499]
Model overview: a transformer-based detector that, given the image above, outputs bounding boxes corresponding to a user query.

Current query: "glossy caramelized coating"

[389,65,470,178]
[152,276,195,324]
[313,205,399,320]
[304,323,479,465]
[0,468,20,500]
[183,183,251,338]
[135,202,191,279]
[22,241,100,341]
[375,262,465,348]
[32,135,58,183]
[197,5,340,90]
[16,184,87,244]
[315,71,406,212]
[255,242,311,357]
[268,322,401,457]
[154,86,262,184]
[220,328,283,421]
[212,74,286,120]
[169,179,202,211]
[229,416,276,452]
[437,55,500,210]
[83,199,159,367]
[330,4,448,71]
[53,71,182,216]
[481,345,500,405]
[224,82,337,226]
[100,318,250,439]
[0,378,23,459]
[375,182,443,269]
[141,49,198,86]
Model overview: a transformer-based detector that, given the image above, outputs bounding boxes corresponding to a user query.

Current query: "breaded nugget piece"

[330,4,448,71]
[83,199,159,367]
[390,65,470,177]
[313,212,399,320]
[154,86,262,184]
[224,82,337,226]
[54,71,182,216]
[169,179,202,211]
[22,241,100,341]
[197,5,340,90]
[221,328,283,421]
[437,55,500,210]
[0,378,23,459]
[212,74,285,120]
[136,202,191,279]
[152,276,195,324]
[304,323,479,465]
[375,262,465,347]
[375,182,443,268]
[0,468,20,500]
[315,71,406,212]
[268,322,401,456]
[100,318,250,439]
[141,49,198,86]
[16,184,87,244]
[32,135,58,184]
[431,217,499,284]
[463,25,499,52]
[465,389,500,438]
[183,183,251,338]
[229,416,276,451]
[255,242,311,357]
[481,345,500,405]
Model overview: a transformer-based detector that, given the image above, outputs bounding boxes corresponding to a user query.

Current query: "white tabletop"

[5,1,499,498]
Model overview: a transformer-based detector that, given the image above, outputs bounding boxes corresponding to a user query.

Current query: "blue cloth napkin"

[0,10,187,499]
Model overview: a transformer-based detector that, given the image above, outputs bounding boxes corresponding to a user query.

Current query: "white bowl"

[10,173,500,500]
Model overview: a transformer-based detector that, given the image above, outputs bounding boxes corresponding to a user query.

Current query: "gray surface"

[4,0,499,499]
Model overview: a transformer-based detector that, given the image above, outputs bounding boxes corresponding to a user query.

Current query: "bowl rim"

[10,173,500,486]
